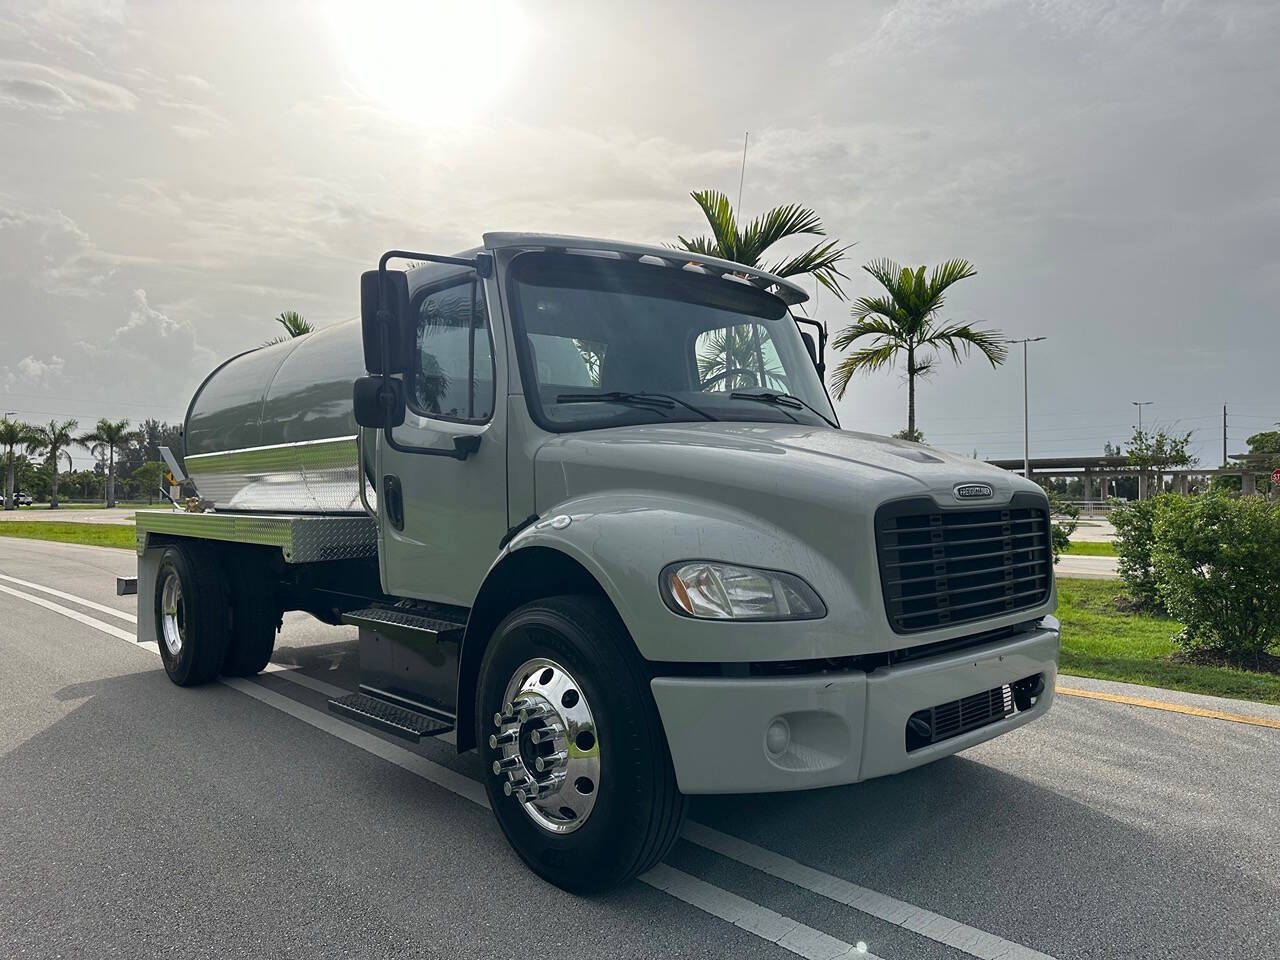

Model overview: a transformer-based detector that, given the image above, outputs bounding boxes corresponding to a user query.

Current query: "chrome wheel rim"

[160,572,185,657]
[491,657,600,834]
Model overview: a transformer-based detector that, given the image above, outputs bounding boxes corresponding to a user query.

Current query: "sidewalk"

[1055,554,1119,579]
[0,506,139,525]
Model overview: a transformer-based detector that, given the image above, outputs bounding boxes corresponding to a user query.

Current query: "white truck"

[134,234,1059,892]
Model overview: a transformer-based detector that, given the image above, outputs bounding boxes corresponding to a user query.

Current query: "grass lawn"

[0,521,135,550]
[1063,540,1117,556]
[1057,577,1280,705]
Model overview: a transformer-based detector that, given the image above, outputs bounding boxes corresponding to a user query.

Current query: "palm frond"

[830,314,904,351]
[849,294,903,324]
[918,321,1008,366]
[829,341,903,398]
[673,234,718,257]
[861,259,907,297]
[741,203,824,261]
[764,238,852,300]
[688,189,740,261]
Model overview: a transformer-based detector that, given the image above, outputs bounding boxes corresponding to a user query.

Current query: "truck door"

[374,274,507,606]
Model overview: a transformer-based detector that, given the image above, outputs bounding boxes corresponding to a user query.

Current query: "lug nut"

[489,729,519,749]
[535,751,567,773]
[518,701,552,723]
[529,723,564,745]
[504,776,532,798]
[492,756,522,775]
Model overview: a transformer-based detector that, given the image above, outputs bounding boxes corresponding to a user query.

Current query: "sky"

[1,0,1277,470]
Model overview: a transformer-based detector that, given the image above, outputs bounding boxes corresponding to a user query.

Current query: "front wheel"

[476,595,686,893]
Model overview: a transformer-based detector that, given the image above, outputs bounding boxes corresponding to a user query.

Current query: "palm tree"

[829,259,1006,441]
[264,310,313,346]
[675,189,851,300]
[696,325,786,391]
[30,419,78,509]
[79,418,139,508]
[1,417,34,510]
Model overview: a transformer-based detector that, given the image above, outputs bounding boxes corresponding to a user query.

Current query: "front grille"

[906,685,1014,751]
[875,494,1052,634]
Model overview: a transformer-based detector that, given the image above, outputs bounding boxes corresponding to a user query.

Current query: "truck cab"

[135,233,1059,892]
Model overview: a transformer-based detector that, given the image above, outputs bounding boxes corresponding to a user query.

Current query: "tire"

[476,595,687,893]
[154,542,230,686]
[221,558,280,677]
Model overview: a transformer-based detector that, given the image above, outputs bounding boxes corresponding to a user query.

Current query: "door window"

[411,280,495,422]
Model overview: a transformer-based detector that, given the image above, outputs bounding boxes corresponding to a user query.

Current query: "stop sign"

[1273,467,1280,485]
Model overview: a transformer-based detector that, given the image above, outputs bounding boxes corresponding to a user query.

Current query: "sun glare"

[325,0,529,125]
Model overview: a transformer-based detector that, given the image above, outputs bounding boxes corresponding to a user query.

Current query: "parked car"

[12,491,33,507]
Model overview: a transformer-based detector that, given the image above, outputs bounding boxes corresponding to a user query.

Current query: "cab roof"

[400,233,811,307]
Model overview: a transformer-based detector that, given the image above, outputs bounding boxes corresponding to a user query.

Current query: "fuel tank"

[183,318,366,512]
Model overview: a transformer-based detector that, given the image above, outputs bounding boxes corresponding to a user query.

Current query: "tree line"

[1,416,181,510]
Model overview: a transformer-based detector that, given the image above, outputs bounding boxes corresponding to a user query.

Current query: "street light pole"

[1131,401,1153,499]
[1132,400,1152,434]
[1010,337,1046,481]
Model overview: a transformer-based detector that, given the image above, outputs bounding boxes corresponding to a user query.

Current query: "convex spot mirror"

[353,375,406,429]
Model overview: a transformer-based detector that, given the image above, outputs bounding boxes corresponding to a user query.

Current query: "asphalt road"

[2,539,1277,960]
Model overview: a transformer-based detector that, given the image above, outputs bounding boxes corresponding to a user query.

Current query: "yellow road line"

[1057,686,1280,730]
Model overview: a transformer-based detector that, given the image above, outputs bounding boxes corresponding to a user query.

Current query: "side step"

[340,605,466,642]
[328,692,454,742]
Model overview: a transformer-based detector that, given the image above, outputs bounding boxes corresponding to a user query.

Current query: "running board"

[327,692,454,742]
[341,605,465,719]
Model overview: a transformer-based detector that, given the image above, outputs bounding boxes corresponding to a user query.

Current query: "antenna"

[736,131,749,212]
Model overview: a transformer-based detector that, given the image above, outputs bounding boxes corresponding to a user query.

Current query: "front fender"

[505,491,872,664]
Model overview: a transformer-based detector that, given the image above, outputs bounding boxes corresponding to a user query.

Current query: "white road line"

[682,822,1054,960]
[1,580,873,960]
[0,572,138,623]
[2,574,1058,960]
[0,582,136,642]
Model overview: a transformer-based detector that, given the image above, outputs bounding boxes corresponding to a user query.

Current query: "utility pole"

[1223,404,1228,467]
[1010,337,1046,480]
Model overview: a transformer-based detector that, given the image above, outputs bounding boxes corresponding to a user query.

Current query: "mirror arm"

[383,426,481,461]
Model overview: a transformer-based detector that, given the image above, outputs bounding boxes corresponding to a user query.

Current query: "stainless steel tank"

[183,318,366,513]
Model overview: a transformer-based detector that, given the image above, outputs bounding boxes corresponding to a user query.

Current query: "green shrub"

[1109,495,1171,610]
[1151,494,1280,662]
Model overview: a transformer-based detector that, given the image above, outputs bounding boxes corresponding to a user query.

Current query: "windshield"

[507,252,838,432]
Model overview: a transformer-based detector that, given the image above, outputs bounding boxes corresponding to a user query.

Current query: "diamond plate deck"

[135,510,377,563]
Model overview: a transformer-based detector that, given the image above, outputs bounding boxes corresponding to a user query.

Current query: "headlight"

[660,561,826,621]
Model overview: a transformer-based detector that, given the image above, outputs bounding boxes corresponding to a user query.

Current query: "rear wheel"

[154,543,229,686]
[222,558,280,677]
[476,595,686,893]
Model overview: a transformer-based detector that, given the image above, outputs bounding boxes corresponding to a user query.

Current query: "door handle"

[382,474,404,531]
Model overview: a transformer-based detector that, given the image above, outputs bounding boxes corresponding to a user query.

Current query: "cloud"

[0,59,136,113]
[171,124,212,141]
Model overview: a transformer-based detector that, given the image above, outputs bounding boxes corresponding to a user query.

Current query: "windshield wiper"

[729,391,839,429]
[556,391,716,422]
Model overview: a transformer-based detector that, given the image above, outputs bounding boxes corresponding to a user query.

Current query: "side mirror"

[353,375,406,428]
[794,317,827,376]
[799,331,819,367]
[360,269,412,375]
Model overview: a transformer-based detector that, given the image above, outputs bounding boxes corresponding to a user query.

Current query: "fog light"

[765,718,791,756]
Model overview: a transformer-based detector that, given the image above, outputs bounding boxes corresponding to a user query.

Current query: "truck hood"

[533,421,1029,513]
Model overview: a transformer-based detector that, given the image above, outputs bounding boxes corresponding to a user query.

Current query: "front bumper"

[650,617,1059,794]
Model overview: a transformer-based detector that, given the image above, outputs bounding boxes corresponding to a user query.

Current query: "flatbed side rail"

[134,510,377,564]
